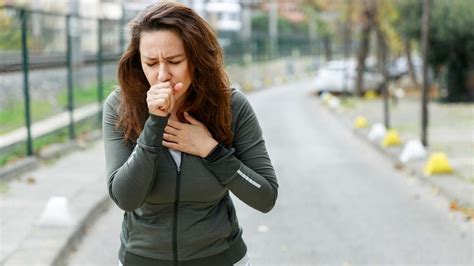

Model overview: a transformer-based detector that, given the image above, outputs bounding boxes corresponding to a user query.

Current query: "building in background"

[205,0,241,32]
[261,0,306,23]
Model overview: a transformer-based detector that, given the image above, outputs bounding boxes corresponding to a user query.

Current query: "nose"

[157,64,171,82]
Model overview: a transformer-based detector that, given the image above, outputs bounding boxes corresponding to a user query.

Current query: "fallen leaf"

[394,162,404,170]
[26,176,36,184]
[450,201,459,211]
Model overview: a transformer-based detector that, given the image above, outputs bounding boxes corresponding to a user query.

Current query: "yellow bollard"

[243,82,253,92]
[364,90,378,100]
[423,152,454,176]
[354,116,368,129]
[382,129,401,147]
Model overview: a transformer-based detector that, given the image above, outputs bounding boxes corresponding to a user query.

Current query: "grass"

[340,96,359,109]
[0,115,101,168]
[0,80,116,134]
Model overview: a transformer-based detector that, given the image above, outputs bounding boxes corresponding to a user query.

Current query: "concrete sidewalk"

[0,140,109,266]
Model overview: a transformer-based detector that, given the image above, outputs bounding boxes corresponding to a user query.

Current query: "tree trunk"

[355,0,375,96]
[323,35,332,61]
[421,0,431,146]
[374,15,390,129]
[404,38,419,88]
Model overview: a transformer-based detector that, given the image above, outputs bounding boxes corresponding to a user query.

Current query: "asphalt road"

[67,80,473,265]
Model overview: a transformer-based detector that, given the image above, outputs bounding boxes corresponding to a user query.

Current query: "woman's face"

[139,30,192,104]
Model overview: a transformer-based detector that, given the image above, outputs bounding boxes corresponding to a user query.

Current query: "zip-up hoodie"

[103,88,278,265]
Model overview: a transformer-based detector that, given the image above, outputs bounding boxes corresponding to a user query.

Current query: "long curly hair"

[116,1,233,147]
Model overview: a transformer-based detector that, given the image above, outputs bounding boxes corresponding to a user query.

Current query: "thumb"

[173,83,183,94]
[184,112,201,126]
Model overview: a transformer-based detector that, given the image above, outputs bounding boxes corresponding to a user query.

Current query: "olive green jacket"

[103,88,278,265]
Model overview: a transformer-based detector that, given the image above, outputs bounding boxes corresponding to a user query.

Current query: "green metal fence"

[0,5,318,166]
[0,5,123,160]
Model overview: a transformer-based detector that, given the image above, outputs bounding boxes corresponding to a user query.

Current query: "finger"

[184,112,202,126]
[151,82,171,90]
[162,140,181,151]
[168,90,176,112]
[149,99,167,110]
[167,119,184,130]
[155,93,170,101]
[147,93,169,102]
[173,82,183,94]
[163,133,179,143]
[148,88,172,96]
[164,126,180,135]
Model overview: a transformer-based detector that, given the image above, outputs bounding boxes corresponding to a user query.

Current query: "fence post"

[20,9,33,156]
[119,9,125,53]
[97,18,104,123]
[66,14,76,140]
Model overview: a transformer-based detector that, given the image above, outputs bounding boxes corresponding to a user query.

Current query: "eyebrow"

[143,54,185,60]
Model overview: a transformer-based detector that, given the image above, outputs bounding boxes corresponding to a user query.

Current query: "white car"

[314,59,384,95]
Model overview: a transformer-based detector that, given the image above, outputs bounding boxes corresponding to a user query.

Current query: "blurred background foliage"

[304,0,474,101]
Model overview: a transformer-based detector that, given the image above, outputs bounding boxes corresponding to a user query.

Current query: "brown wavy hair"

[116,1,233,147]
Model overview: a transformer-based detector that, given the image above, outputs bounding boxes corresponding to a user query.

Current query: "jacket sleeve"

[202,91,278,213]
[103,90,169,212]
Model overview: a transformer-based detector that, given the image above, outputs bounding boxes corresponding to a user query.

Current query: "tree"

[429,0,474,101]
[394,0,474,102]
[0,3,22,50]
[394,0,423,87]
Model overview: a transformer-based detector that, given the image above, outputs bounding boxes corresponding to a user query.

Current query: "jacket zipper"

[166,150,182,266]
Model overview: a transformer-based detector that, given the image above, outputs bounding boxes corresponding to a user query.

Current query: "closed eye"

[169,61,182,65]
[146,62,156,67]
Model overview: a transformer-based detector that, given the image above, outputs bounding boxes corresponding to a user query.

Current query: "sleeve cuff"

[136,114,169,152]
[204,143,226,162]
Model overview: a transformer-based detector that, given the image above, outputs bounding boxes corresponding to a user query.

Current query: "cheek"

[182,67,192,85]
[142,66,156,85]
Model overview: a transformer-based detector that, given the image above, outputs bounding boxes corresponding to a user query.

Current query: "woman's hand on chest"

[162,112,218,158]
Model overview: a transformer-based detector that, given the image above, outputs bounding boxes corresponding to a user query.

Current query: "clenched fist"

[146,82,183,117]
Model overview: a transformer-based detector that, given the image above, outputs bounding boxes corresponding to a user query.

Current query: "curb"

[3,190,111,266]
[0,129,103,182]
[0,156,39,182]
[320,100,474,211]
[54,195,111,266]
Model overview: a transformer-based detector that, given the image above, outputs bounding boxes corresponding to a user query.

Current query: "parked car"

[387,55,422,81]
[314,59,384,95]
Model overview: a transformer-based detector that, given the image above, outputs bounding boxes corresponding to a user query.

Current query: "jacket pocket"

[125,205,174,260]
[177,200,232,260]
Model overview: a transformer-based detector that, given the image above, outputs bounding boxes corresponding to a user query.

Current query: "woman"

[103,2,278,265]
